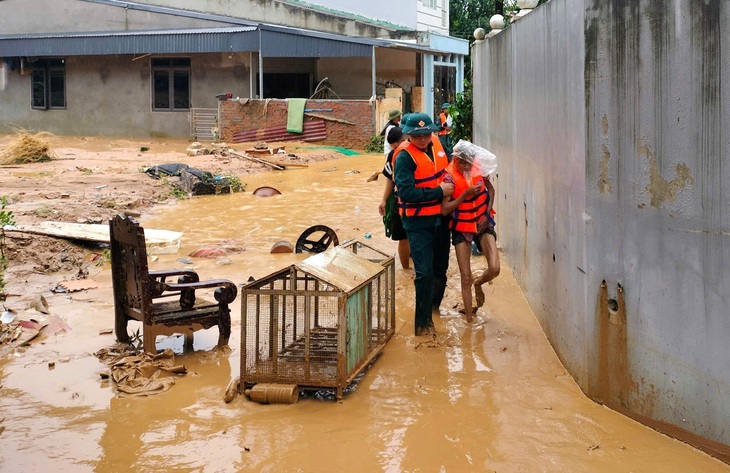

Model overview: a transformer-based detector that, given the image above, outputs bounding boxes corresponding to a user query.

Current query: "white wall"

[416,0,449,34]
[301,0,417,29]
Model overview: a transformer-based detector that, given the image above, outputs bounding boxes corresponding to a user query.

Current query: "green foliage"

[0,196,16,296]
[223,175,246,193]
[365,135,384,154]
[449,0,497,41]
[95,249,111,267]
[448,80,473,143]
[169,185,189,199]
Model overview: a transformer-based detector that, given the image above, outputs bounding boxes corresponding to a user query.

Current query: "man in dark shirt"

[393,113,454,336]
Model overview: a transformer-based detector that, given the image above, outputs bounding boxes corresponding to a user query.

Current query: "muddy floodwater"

[1,154,728,472]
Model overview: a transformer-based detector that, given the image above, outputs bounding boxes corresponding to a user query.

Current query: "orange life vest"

[445,161,490,233]
[396,136,449,217]
[438,112,449,135]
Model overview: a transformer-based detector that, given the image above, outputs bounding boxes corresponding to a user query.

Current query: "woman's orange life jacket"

[438,112,449,135]
[445,160,491,233]
[395,136,449,218]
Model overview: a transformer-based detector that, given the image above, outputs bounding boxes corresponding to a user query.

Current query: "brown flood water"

[1,154,728,472]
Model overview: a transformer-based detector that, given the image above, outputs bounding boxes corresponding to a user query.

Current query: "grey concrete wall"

[584,0,730,446]
[0,0,226,34]
[129,0,401,37]
[0,53,251,138]
[473,0,730,450]
[472,0,589,385]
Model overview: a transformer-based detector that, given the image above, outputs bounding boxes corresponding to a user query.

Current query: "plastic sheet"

[452,140,497,176]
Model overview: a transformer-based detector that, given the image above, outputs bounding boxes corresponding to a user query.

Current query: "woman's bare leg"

[474,232,500,307]
[398,239,411,269]
[454,241,474,323]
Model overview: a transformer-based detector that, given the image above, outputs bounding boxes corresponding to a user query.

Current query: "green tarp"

[286,99,307,133]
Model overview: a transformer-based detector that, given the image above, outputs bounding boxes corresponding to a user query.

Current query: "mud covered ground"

[0,136,728,472]
[0,135,345,282]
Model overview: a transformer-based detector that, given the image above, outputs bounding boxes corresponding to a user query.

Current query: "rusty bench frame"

[110,214,237,353]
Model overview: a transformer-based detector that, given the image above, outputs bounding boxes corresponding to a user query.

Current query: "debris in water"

[270,241,294,254]
[189,247,226,259]
[252,186,282,197]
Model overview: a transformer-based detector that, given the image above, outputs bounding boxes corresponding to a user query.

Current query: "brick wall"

[219,99,376,150]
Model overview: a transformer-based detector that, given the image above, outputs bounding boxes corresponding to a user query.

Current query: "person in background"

[378,127,410,269]
[381,109,402,157]
[435,102,452,150]
[440,146,500,322]
[394,113,453,336]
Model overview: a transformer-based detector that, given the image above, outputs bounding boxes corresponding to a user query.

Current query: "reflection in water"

[96,352,237,471]
[1,156,728,472]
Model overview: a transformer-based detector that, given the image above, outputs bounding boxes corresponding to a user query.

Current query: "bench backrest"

[110,215,152,322]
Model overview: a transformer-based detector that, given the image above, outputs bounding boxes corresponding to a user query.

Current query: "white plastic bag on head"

[452,140,497,176]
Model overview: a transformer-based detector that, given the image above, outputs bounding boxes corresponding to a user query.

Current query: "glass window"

[31,69,47,109]
[31,59,65,110]
[152,58,190,111]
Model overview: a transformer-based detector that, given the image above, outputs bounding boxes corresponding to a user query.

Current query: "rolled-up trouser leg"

[406,226,435,334]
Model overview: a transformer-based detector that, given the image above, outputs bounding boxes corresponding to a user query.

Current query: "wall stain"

[598,144,613,195]
[638,142,695,208]
[595,281,632,409]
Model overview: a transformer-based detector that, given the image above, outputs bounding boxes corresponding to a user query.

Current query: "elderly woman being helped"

[440,142,500,322]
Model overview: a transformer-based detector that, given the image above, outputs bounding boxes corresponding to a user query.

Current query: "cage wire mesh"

[240,241,395,397]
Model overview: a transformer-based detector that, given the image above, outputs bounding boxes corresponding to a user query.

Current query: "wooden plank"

[4,221,182,255]
[228,150,284,170]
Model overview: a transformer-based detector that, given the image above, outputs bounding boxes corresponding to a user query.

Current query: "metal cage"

[240,241,396,399]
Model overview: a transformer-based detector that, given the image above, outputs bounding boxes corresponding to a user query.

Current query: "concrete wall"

[219,99,375,150]
[300,0,417,30]
[0,53,251,138]
[129,0,402,37]
[472,0,588,385]
[472,0,730,454]
[0,0,225,34]
[417,0,448,34]
[583,0,730,449]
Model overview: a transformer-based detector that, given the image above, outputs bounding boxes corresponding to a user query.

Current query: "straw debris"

[0,130,57,165]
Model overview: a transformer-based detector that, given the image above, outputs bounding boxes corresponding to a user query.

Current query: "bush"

[0,196,16,296]
[365,134,384,154]
[448,80,473,143]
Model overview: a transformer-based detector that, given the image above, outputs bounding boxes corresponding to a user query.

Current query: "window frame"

[30,58,66,110]
[151,57,191,112]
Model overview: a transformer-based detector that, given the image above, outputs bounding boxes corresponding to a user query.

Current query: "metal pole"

[371,47,376,99]
[249,51,254,98]
[258,29,264,99]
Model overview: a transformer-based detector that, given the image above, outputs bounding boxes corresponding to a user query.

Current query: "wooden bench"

[110,214,237,353]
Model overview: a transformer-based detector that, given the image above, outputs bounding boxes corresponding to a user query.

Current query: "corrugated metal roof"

[232,119,327,144]
[0,27,258,57]
[0,24,387,58]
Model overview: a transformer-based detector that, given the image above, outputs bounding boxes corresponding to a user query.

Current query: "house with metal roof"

[0,0,467,140]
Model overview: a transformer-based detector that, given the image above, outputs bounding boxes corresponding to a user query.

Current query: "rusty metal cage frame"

[240,240,396,399]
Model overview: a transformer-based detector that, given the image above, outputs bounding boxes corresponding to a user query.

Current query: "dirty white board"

[3,221,183,255]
